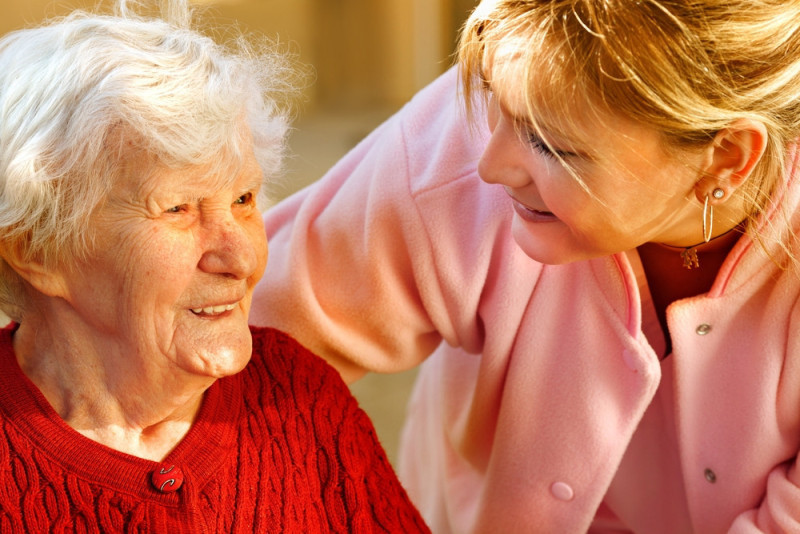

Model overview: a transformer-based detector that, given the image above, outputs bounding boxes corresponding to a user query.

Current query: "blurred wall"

[0,0,478,114]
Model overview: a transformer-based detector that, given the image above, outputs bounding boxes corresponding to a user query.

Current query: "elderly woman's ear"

[0,242,67,299]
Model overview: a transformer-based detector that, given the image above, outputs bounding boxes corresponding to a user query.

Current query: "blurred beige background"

[1,0,479,465]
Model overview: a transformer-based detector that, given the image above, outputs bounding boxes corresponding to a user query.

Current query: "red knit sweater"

[0,325,429,533]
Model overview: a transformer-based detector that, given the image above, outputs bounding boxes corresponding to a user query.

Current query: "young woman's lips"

[510,198,559,222]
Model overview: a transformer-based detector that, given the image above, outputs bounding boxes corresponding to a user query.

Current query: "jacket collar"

[709,144,800,297]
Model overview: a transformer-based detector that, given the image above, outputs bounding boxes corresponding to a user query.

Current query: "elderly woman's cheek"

[253,230,268,286]
[243,215,268,287]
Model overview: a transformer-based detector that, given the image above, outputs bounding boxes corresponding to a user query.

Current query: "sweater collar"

[0,324,242,502]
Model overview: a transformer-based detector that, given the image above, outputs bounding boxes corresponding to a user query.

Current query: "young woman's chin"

[510,217,596,265]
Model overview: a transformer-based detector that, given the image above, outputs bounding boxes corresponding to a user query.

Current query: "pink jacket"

[250,68,800,533]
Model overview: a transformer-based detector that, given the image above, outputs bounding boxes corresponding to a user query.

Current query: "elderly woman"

[0,1,429,532]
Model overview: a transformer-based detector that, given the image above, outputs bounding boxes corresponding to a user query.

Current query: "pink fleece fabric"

[251,67,800,533]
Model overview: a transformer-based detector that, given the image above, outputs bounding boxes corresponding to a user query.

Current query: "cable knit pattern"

[0,325,429,533]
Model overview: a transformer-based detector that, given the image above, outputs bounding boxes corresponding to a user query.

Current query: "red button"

[151,465,184,493]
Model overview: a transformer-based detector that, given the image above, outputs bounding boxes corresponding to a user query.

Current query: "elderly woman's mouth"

[190,303,238,316]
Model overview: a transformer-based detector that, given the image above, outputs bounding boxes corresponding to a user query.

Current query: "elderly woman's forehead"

[122,153,260,195]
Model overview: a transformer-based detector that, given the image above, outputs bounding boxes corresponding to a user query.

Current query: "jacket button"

[550,481,574,501]
[621,349,639,373]
[704,468,717,483]
[151,464,184,493]
[695,324,712,335]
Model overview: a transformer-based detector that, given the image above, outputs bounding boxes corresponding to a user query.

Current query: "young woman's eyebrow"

[514,111,591,159]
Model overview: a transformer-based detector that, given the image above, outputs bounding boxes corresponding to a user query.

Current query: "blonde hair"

[458,0,800,239]
[0,0,299,320]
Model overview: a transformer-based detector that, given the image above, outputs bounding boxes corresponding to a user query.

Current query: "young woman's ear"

[0,242,68,299]
[694,118,767,203]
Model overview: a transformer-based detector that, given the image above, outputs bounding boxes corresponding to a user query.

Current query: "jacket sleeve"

[250,67,513,382]
[726,299,800,533]
[727,461,800,532]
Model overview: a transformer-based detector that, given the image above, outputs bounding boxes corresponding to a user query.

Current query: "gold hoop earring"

[679,188,728,269]
[703,194,713,243]
[704,188,724,242]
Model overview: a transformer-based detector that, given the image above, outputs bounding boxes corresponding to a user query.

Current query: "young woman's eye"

[527,131,574,160]
[234,192,253,205]
[528,132,558,159]
[480,76,492,94]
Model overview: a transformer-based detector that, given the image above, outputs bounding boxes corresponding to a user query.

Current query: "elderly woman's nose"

[198,214,259,278]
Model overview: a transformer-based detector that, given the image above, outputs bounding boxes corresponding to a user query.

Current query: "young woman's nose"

[478,107,533,188]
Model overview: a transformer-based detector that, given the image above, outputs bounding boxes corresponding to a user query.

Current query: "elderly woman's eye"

[235,192,253,205]
[165,204,187,214]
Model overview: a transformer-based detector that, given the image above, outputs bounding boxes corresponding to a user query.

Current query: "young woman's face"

[479,65,709,265]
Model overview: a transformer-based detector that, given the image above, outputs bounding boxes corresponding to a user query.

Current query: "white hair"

[0,0,297,320]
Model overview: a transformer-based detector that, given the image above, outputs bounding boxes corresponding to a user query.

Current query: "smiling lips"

[190,303,238,316]
[510,197,558,223]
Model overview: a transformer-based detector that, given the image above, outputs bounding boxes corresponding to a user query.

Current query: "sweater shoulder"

[248,325,338,374]
[245,325,352,404]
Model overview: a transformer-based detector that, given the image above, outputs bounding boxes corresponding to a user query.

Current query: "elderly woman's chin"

[172,303,255,379]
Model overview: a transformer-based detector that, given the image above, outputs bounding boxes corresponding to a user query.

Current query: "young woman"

[251,1,800,532]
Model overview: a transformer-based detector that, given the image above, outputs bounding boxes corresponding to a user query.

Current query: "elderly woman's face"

[61,146,268,379]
